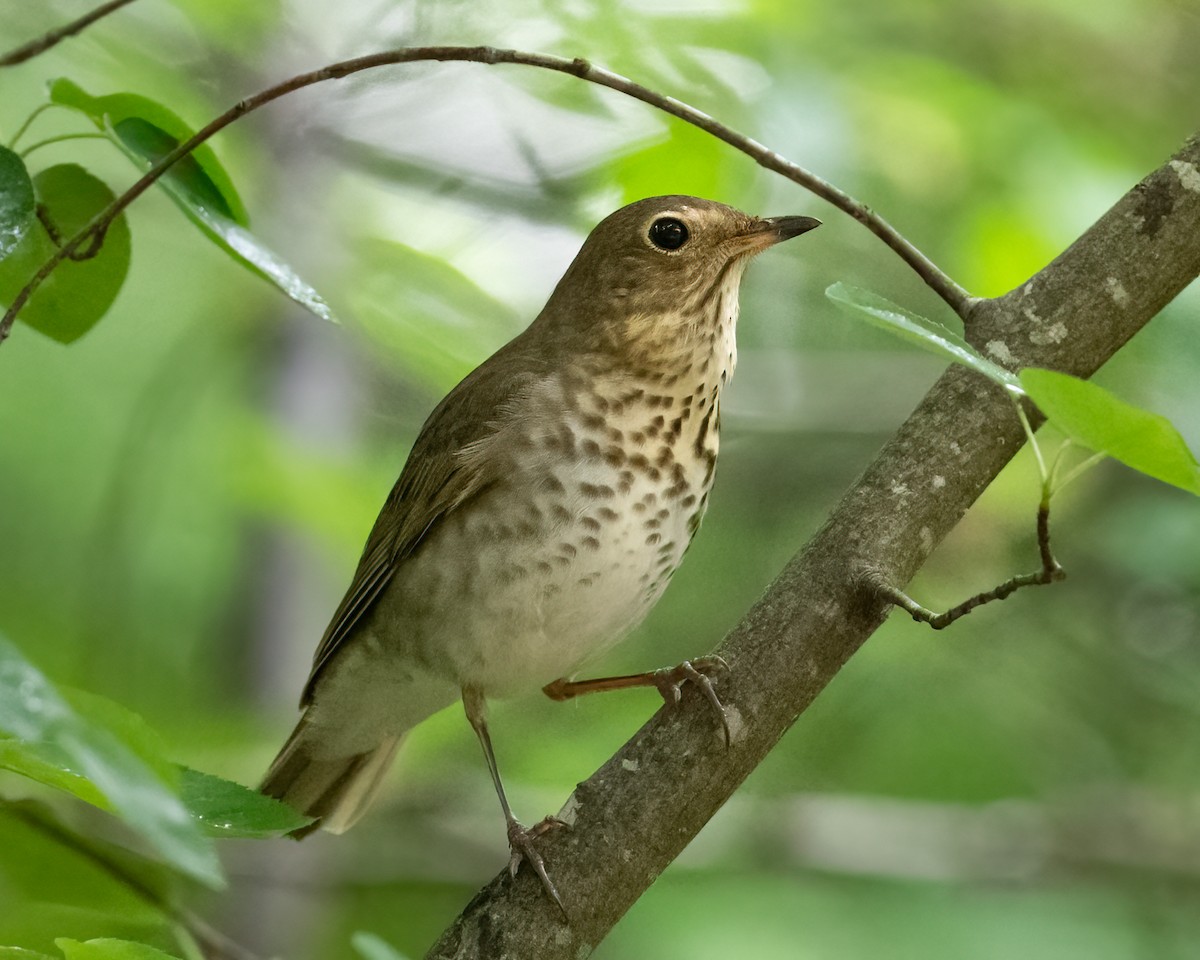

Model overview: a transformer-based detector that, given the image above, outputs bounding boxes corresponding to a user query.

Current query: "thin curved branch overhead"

[0,45,969,344]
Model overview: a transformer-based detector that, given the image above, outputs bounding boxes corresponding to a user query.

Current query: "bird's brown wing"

[299,347,544,706]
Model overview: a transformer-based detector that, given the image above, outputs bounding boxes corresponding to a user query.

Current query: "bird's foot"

[507,815,570,915]
[652,656,732,746]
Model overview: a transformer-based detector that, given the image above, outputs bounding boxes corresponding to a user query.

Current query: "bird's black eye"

[647,217,689,251]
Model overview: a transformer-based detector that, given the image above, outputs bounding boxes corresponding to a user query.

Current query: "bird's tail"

[260,712,404,837]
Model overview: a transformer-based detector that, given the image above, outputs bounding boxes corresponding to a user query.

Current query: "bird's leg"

[461,685,568,915]
[542,656,732,745]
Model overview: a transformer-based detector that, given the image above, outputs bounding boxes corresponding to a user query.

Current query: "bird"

[260,195,820,908]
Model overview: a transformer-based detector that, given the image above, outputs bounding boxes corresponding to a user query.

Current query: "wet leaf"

[48,78,334,322]
[0,635,222,888]
[180,768,312,838]
[0,146,36,259]
[0,164,130,343]
[48,79,246,224]
[56,941,180,960]
[826,282,1023,394]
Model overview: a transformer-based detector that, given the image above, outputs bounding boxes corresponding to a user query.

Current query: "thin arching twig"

[864,495,1066,629]
[0,45,973,344]
[0,0,142,67]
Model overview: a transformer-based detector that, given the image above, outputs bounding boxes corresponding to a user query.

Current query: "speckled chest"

[399,312,739,694]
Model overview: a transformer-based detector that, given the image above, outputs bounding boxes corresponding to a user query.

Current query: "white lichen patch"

[920,526,934,552]
[621,757,640,772]
[950,441,962,455]
[556,792,582,826]
[985,340,1015,363]
[1105,276,1129,306]
[932,475,946,489]
[1028,321,1068,346]
[1169,159,1200,193]
[890,481,910,496]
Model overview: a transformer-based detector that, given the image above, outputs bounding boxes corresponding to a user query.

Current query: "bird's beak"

[730,215,822,255]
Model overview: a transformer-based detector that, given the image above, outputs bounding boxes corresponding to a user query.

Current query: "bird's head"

[538,195,820,361]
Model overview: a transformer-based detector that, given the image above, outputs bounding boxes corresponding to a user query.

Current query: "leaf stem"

[18,131,109,158]
[1014,399,1048,489]
[1052,450,1107,497]
[6,102,60,149]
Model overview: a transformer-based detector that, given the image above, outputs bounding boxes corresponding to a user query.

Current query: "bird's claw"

[506,815,570,916]
[652,656,732,746]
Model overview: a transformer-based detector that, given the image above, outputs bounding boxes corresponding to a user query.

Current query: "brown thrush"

[261,195,819,908]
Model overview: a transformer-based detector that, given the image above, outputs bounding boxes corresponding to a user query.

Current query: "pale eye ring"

[647,217,689,251]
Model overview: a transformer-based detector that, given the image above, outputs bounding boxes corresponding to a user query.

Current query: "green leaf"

[0,798,180,919]
[825,282,1023,394]
[47,78,335,323]
[352,932,411,960]
[0,146,36,259]
[62,688,177,782]
[0,739,107,808]
[0,164,131,343]
[168,198,335,322]
[1020,368,1200,495]
[48,79,247,224]
[56,941,180,960]
[0,634,223,888]
[180,768,312,838]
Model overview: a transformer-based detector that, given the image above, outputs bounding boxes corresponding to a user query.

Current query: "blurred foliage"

[1,0,1199,958]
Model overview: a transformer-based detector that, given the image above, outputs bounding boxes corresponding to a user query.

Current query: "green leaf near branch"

[0,146,36,260]
[0,164,130,342]
[56,940,181,960]
[0,634,223,888]
[47,78,335,323]
[825,282,1023,394]
[180,768,312,838]
[0,740,107,808]
[352,932,412,960]
[1020,368,1200,495]
[48,79,247,224]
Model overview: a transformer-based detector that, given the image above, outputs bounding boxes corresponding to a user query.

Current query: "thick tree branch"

[0,0,141,67]
[425,134,1200,958]
[0,45,969,344]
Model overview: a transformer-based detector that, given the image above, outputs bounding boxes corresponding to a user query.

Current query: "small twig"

[0,0,141,67]
[35,203,107,261]
[0,45,971,344]
[7,102,62,149]
[1014,401,1048,485]
[865,496,1066,630]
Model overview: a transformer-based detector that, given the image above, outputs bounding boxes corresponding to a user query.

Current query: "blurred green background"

[2,0,1199,957]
